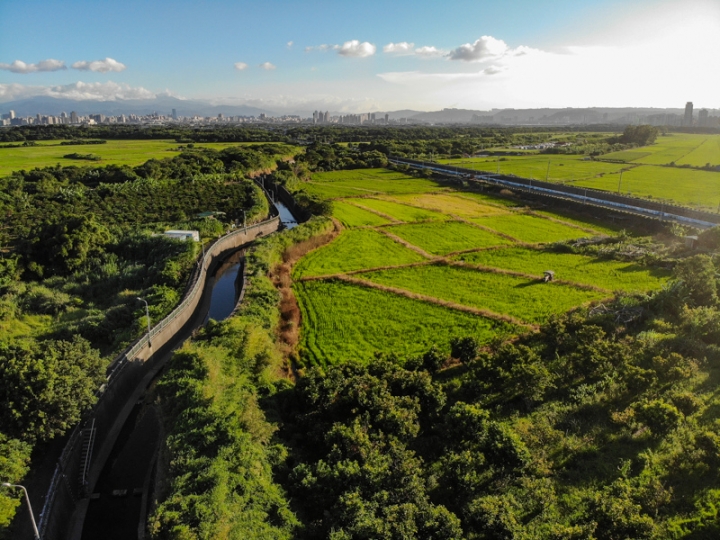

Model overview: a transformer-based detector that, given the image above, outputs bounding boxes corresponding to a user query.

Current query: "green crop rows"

[295,279,508,366]
[293,167,668,365]
[362,264,606,324]
[453,247,670,292]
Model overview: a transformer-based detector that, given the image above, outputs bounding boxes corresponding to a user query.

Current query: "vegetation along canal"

[80,203,298,540]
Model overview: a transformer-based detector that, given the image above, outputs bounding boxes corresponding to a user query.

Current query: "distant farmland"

[0,139,298,176]
[441,133,720,211]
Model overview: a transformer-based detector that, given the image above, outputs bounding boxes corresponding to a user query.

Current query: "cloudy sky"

[0,0,718,113]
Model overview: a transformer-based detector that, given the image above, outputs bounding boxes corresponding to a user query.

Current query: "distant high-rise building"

[385,113,389,124]
[172,108,178,120]
[9,110,16,119]
[684,102,694,126]
[699,109,709,127]
[70,111,78,123]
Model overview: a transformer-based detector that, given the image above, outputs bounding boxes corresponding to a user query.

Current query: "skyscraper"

[699,109,709,127]
[172,108,178,120]
[684,102,694,126]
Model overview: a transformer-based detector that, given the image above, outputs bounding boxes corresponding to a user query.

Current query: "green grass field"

[532,210,621,235]
[301,168,447,198]
[0,139,298,177]
[295,279,507,366]
[440,155,626,182]
[452,247,669,292]
[362,264,607,324]
[387,221,512,255]
[472,214,594,244]
[571,165,720,209]
[603,133,720,166]
[293,229,426,278]
[347,197,448,222]
[331,201,392,227]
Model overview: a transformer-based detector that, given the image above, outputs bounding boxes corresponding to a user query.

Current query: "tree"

[674,254,718,307]
[0,337,106,441]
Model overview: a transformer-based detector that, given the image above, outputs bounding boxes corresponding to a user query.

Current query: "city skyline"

[1,0,719,113]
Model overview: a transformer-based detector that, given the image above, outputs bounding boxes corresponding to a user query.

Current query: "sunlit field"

[292,168,668,366]
[0,139,298,177]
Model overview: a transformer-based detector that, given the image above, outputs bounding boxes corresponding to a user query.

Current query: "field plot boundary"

[332,274,537,329]
[376,228,438,259]
[344,200,403,223]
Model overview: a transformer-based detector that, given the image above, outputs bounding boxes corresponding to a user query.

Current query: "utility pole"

[545,160,551,182]
[2,483,40,539]
[617,170,624,194]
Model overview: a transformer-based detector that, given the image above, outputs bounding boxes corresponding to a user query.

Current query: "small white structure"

[164,230,200,242]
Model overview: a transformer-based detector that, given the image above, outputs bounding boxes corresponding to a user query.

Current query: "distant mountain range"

[1,96,717,125]
[0,96,273,118]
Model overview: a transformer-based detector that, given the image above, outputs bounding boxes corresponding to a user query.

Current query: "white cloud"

[337,40,376,58]
[71,57,126,73]
[415,46,445,58]
[259,62,276,70]
[287,41,294,49]
[0,59,67,73]
[234,62,248,71]
[448,36,509,62]
[0,81,156,102]
[383,42,415,55]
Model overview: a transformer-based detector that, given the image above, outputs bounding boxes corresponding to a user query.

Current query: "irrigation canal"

[78,201,298,540]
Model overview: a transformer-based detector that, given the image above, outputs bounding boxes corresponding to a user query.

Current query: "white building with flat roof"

[164,230,200,242]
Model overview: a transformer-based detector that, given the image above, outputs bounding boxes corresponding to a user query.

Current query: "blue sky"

[1,0,718,113]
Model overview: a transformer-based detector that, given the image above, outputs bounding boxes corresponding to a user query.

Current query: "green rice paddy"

[361,264,606,324]
[387,221,512,255]
[331,201,392,227]
[471,214,594,244]
[295,279,508,366]
[453,247,670,292]
[283,166,671,365]
[293,228,426,278]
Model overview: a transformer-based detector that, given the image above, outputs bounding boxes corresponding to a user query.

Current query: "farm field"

[296,279,509,366]
[387,192,511,217]
[386,221,512,255]
[292,167,669,365]
[301,168,448,198]
[361,264,606,324]
[452,247,670,292]
[571,165,720,209]
[346,197,448,222]
[440,155,626,181]
[0,139,298,177]
[602,133,720,166]
[331,200,392,227]
[293,228,426,278]
[471,214,596,243]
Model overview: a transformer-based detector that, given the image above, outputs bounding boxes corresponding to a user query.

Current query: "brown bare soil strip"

[334,274,537,330]
[270,219,343,378]
[344,200,403,223]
